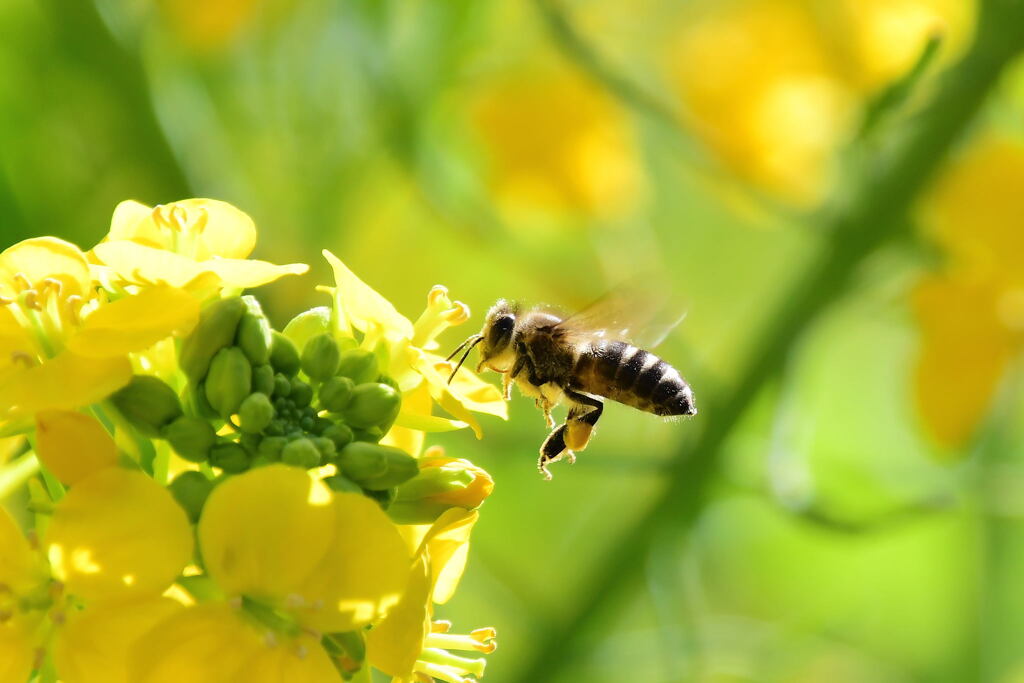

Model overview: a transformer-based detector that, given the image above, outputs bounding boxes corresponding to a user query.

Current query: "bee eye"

[488,315,515,347]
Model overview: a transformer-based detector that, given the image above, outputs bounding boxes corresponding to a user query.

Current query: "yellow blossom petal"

[290,492,411,632]
[912,274,1013,448]
[54,595,184,683]
[45,468,193,601]
[0,507,46,593]
[108,200,164,246]
[366,555,431,679]
[200,258,309,289]
[92,242,206,288]
[35,411,118,485]
[323,250,413,340]
[199,465,335,601]
[0,352,132,419]
[420,509,478,605]
[68,286,199,357]
[231,632,341,683]
[128,603,263,683]
[0,307,35,372]
[171,199,258,260]
[383,382,434,457]
[0,237,91,299]
[0,613,39,683]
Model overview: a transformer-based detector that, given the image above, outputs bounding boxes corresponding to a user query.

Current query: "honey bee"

[446,294,696,479]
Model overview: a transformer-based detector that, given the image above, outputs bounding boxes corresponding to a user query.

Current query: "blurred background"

[3,0,1024,681]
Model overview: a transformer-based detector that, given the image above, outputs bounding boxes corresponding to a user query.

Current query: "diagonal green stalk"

[519,1,1024,680]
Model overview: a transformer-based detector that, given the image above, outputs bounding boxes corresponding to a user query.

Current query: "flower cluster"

[0,198,502,682]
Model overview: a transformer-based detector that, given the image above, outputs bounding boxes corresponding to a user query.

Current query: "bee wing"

[553,287,686,349]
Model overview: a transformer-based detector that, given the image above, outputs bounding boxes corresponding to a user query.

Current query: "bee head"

[481,299,518,359]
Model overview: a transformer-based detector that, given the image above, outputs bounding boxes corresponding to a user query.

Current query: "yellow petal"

[0,237,91,299]
[291,492,410,632]
[429,353,507,420]
[420,509,478,605]
[365,555,431,678]
[107,200,164,246]
[0,613,40,683]
[68,286,199,358]
[0,352,132,419]
[382,382,434,457]
[0,307,36,372]
[45,468,193,601]
[199,465,336,600]
[0,507,46,593]
[92,241,206,288]
[129,603,262,683]
[200,258,309,289]
[177,199,257,261]
[35,411,118,485]
[323,250,414,340]
[54,595,184,683]
[231,632,341,683]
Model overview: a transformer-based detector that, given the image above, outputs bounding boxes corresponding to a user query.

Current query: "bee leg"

[538,424,572,481]
[564,390,604,460]
[506,355,527,400]
[502,372,514,400]
[535,397,557,429]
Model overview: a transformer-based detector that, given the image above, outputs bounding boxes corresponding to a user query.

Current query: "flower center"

[1,275,91,359]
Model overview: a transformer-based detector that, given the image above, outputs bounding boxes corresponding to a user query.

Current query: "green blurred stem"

[517,1,1024,680]
[0,452,40,501]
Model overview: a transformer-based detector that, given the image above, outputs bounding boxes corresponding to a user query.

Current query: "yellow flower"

[913,136,1024,448]
[90,199,308,297]
[469,60,642,219]
[366,508,496,683]
[0,238,198,423]
[323,251,506,446]
[132,464,411,680]
[0,418,192,683]
[390,447,495,524]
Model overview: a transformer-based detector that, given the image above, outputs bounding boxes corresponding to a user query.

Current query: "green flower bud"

[205,347,252,418]
[252,364,275,397]
[336,442,418,490]
[283,307,331,352]
[249,455,274,468]
[299,416,315,432]
[190,383,220,421]
[162,415,216,463]
[273,373,292,397]
[179,297,247,384]
[343,383,401,429]
[281,438,321,469]
[377,375,400,391]
[310,417,331,435]
[389,456,494,525]
[269,332,301,377]
[236,296,273,365]
[239,432,262,454]
[322,423,354,450]
[336,349,379,385]
[289,377,313,408]
[311,436,336,460]
[168,471,215,523]
[352,427,384,443]
[265,419,286,437]
[111,375,183,437]
[209,442,249,473]
[324,473,362,494]
[258,436,287,460]
[319,376,354,413]
[363,487,397,510]
[238,393,275,434]
[301,333,341,382]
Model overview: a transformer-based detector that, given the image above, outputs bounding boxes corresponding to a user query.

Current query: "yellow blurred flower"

[323,251,506,450]
[913,135,1024,448]
[0,237,198,423]
[91,199,308,298]
[470,61,642,219]
[367,508,496,683]
[0,458,192,683]
[133,464,410,680]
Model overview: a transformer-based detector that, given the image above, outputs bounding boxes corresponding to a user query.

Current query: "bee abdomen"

[574,341,695,417]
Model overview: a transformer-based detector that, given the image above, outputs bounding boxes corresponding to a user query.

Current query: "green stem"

[0,452,40,500]
[516,1,1024,680]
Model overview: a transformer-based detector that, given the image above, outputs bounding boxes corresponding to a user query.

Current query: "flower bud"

[163,415,217,463]
[179,297,247,384]
[168,471,216,523]
[209,442,249,473]
[269,332,301,377]
[336,349,379,385]
[352,427,384,443]
[311,436,337,460]
[301,333,341,382]
[322,422,354,450]
[389,455,495,524]
[363,487,396,510]
[190,383,220,421]
[238,393,275,434]
[337,442,418,490]
[343,383,401,429]
[205,347,253,418]
[111,375,183,437]
[281,438,321,468]
[258,435,287,460]
[324,473,362,493]
[289,377,314,408]
[235,296,273,365]
[239,432,262,453]
[282,306,331,353]
[319,376,355,413]
[252,364,275,396]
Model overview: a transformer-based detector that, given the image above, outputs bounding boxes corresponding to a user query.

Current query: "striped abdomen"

[572,340,696,416]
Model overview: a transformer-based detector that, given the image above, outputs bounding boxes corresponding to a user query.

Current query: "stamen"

[41,278,63,298]
[431,619,452,633]
[0,295,13,306]
[417,648,486,677]
[443,301,471,326]
[284,593,306,609]
[425,629,497,654]
[21,291,41,311]
[11,352,36,368]
[12,273,32,292]
[193,208,209,235]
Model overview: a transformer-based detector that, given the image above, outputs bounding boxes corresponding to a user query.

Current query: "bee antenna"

[447,335,483,384]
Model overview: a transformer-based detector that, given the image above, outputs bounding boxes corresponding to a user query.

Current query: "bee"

[446,294,696,479]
